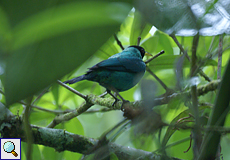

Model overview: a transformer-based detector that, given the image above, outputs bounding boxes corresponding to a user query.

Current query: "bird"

[64,45,147,108]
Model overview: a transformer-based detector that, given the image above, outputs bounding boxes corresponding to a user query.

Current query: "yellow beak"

[145,52,153,56]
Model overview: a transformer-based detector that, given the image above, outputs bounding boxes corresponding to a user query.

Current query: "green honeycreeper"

[64,45,146,107]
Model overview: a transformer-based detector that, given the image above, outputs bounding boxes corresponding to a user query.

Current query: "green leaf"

[162,108,191,147]
[162,106,210,147]
[4,2,131,106]
[51,83,59,107]
[136,0,230,36]
[110,153,119,160]
[205,59,217,66]
[0,6,11,53]
[129,10,152,45]
[64,151,82,160]
[42,146,63,160]
[148,54,217,71]
[155,31,173,55]
[30,111,56,126]
[148,55,189,71]
[21,143,42,160]
[65,117,84,135]
[11,2,130,50]
[142,30,173,55]
[96,36,119,59]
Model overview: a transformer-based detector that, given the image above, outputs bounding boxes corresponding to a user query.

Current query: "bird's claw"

[121,100,130,111]
[112,98,120,106]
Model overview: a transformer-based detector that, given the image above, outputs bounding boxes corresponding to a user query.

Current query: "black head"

[129,45,145,58]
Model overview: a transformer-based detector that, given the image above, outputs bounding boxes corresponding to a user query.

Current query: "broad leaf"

[162,106,210,147]
[129,10,152,45]
[3,2,131,105]
[136,0,230,36]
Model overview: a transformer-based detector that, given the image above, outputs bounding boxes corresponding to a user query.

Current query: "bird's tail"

[63,75,86,84]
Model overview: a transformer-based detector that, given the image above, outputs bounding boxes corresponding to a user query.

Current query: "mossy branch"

[46,80,221,128]
[0,115,181,160]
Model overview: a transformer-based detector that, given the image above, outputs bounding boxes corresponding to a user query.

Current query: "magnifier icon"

[3,141,18,157]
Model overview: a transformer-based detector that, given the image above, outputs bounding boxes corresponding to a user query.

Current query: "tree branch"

[47,80,220,128]
[0,115,181,160]
[46,101,93,128]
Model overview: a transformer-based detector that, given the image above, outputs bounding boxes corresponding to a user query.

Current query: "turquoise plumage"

[64,45,146,106]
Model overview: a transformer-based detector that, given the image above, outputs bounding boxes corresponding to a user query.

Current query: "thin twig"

[0,89,4,95]
[144,50,165,64]
[153,137,191,153]
[84,108,112,114]
[146,67,169,91]
[31,87,49,105]
[57,80,87,100]
[170,34,191,61]
[46,101,93,128]
[21,101,73,114]
[213,45,230,58]
[198,70,212,82]
[207,36,216,55]
[191,34,199,77]
[100,118,129,141]
[137,36,141,46]
[217,34,223,79]
[114,34,124,50]
[184,135,192,153]
[170,34,212,82]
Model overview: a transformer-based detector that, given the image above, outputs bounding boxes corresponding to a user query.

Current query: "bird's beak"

[145,52,153,56]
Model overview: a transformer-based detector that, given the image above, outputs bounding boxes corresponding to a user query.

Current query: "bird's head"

[128,46,146,59]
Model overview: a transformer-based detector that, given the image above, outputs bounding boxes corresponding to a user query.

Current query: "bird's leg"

[114,91,130,111]
[107,89,130,110]
[106,89,120,106]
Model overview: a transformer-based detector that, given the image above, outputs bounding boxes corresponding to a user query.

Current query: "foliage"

[0,0,230,160]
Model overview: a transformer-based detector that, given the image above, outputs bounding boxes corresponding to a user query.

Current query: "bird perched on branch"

[64,45,147,108]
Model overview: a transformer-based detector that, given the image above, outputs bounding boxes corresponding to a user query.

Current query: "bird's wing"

[87,57,145,73]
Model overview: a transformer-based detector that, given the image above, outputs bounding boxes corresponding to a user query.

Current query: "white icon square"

[0,138,21,160]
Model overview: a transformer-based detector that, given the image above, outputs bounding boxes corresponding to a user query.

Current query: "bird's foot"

[112,98,120,106]
[121,100,130,111]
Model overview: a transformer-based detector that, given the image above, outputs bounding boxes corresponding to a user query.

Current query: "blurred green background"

[0,0,230,159]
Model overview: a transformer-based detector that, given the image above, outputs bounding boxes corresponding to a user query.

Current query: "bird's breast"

[91,70,145,92]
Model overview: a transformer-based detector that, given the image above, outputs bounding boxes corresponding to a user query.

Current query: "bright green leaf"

[130,10,152,45]
[148,55,189,71]
[142,30,173,55]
